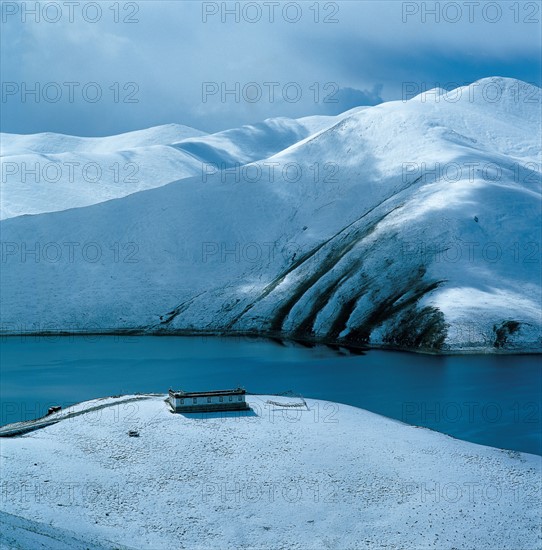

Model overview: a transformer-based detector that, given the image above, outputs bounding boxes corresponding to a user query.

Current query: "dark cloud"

[1,1,539,136]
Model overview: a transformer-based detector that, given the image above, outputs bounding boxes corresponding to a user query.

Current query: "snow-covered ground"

[1,394,540,550]
[1,77,540,352]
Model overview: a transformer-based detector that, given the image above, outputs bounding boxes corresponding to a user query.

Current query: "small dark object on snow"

[474,216,479,222]
[128,430,139,437]
[47,406,62,416]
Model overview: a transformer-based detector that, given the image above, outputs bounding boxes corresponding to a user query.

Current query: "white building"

[168,388,249,413]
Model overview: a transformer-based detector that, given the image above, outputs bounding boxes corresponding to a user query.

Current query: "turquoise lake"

[1,336,540,455]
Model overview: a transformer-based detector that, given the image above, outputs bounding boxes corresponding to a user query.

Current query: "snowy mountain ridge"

[1,115,352,220]
[1,77,540,353]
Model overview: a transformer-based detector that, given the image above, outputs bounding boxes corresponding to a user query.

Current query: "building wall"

[169,393,247,412]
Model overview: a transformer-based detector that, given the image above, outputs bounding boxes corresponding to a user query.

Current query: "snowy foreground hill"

[1,394,540,550]
[1,77,541,352]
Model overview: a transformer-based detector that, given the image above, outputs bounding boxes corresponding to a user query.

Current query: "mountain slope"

[0,124,207,220]
[0,124,206,156]
[1,116,344,220]
[1,77,540,352]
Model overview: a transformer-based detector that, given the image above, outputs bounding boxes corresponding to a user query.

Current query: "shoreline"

[1,328,541,356]
[2,392,541,458]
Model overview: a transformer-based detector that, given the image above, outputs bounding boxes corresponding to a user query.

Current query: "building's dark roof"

[168,388,245,398]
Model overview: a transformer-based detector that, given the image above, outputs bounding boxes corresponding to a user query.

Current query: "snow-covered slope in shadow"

[0,510,136,549]
[171,116,323,168]
[170,108,368,168]
[1,77,540,352]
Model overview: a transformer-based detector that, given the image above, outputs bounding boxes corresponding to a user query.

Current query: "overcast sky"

[1,0,541,135]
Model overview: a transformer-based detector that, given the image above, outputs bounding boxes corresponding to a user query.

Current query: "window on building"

[207,397,211,403]
[238,396,242,401]
[193,398,197,404]
[229,396,233,402]
[180,399,184,404]
[219,396,223,402]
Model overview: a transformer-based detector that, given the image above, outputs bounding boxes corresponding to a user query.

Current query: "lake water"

[1,336,540,455]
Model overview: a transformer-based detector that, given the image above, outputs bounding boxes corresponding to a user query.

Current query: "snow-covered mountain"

[1,115,354,220]
[1,77,540,352]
